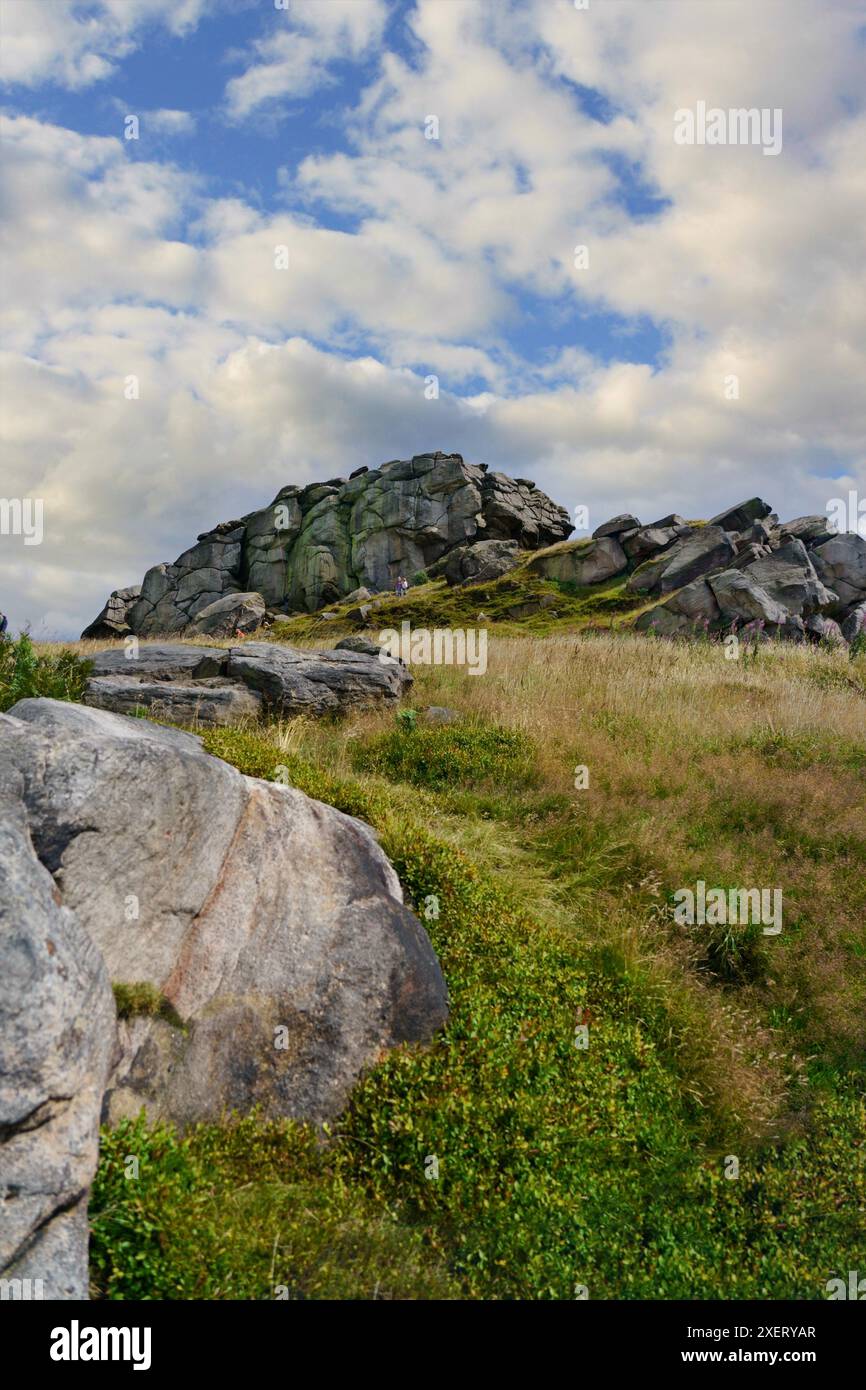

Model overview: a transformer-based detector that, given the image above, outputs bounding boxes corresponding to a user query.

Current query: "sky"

[1,0,864,638]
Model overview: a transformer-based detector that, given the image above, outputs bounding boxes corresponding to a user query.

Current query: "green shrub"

[0,632,91,711]
[413,569,430,585]
[351,722,538,792]
[90,1114,457,1300]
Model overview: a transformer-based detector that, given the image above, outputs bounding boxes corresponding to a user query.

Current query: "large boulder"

[841,600,866,643]
[82,642,412,725]
[620,525,681,564]
[628,526,736,595]
[441,539,520,586]
[707,570,790,627]
[708,498,773,533]
[84,454,573,635]
[527,536,627,585]
[189,591,266,637]
[1,701,448,1129]
[0,714,116,1299]
[79,586,141,640]
[778,515,836,547]
[634,577,721,636]
[225,642,411,716]
[740,539,837,616]
[811,533,866,611]
[85,676,263,726]
[592,513,641,539]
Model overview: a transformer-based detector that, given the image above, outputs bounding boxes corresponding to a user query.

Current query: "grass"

[0,631,91,711]
[28,611,866,1298]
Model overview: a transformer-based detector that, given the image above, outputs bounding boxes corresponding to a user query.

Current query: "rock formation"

[530,500,866,645]
[82,641,412,726]
[83,453,573,638]
[0,713,116,1299]
[0,700,448,1136]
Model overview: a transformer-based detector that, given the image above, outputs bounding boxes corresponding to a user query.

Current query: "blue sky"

[1,0,864,636]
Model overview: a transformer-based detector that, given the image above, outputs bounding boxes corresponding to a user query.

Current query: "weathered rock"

[528,536,627,586]
[84,676,263,727]
[0,714,116,1299]
[811,533,866,610]
[779,515,836,546]
[592,513,641,539]
[80,586,141,640]
[226,642,412,715]
[741,539,837,616]
[634,577,721,635]
[87,454,573,636]
[620,525,681,564]
[90,644,227,680]
[708,570,790,627]
[335,635,384,656]
[189,591,266,637]
[804,615,847,646]
[442,539,521,586]
[708,498,773,533]
[628,526,736,595]
[841,600,866,643]
[2,700,448,1129]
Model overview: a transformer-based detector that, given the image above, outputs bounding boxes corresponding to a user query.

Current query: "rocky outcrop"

[84,453,573,637]
[0,700,448,1133]
[80,586,141,640]
[82,641,412,725]
[0,714,116,1299]
[596,497,864,645]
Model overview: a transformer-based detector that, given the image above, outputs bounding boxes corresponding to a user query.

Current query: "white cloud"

[0,0,208,90]
[1,0,864,637]
[225,0,387,119]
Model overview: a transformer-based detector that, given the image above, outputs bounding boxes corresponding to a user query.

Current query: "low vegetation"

[86,628,866,1300]
[0,631,91,711]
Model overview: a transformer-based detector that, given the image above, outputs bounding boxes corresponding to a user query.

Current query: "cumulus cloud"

[225,0,388,119]
[0,0,864,637]
[0,0,208,90]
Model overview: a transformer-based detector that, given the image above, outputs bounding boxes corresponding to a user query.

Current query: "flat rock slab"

[226,642,412,715]
[84,641,413,723]
[85,675,263,727]
[1,699,448,1133]
[90,644,227,680]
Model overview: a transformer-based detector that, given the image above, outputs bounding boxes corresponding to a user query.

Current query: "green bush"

[350,722,538,792]
[412,569,430,585]
[0,632,92,711]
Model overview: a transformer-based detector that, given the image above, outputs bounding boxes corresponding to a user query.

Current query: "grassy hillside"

[73,625,866,1300]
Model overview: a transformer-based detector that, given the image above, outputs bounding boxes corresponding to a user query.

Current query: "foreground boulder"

[84,453,573,635]
[0,715,116,1299]
[1,701,448,1130]
[83,641,412,725]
